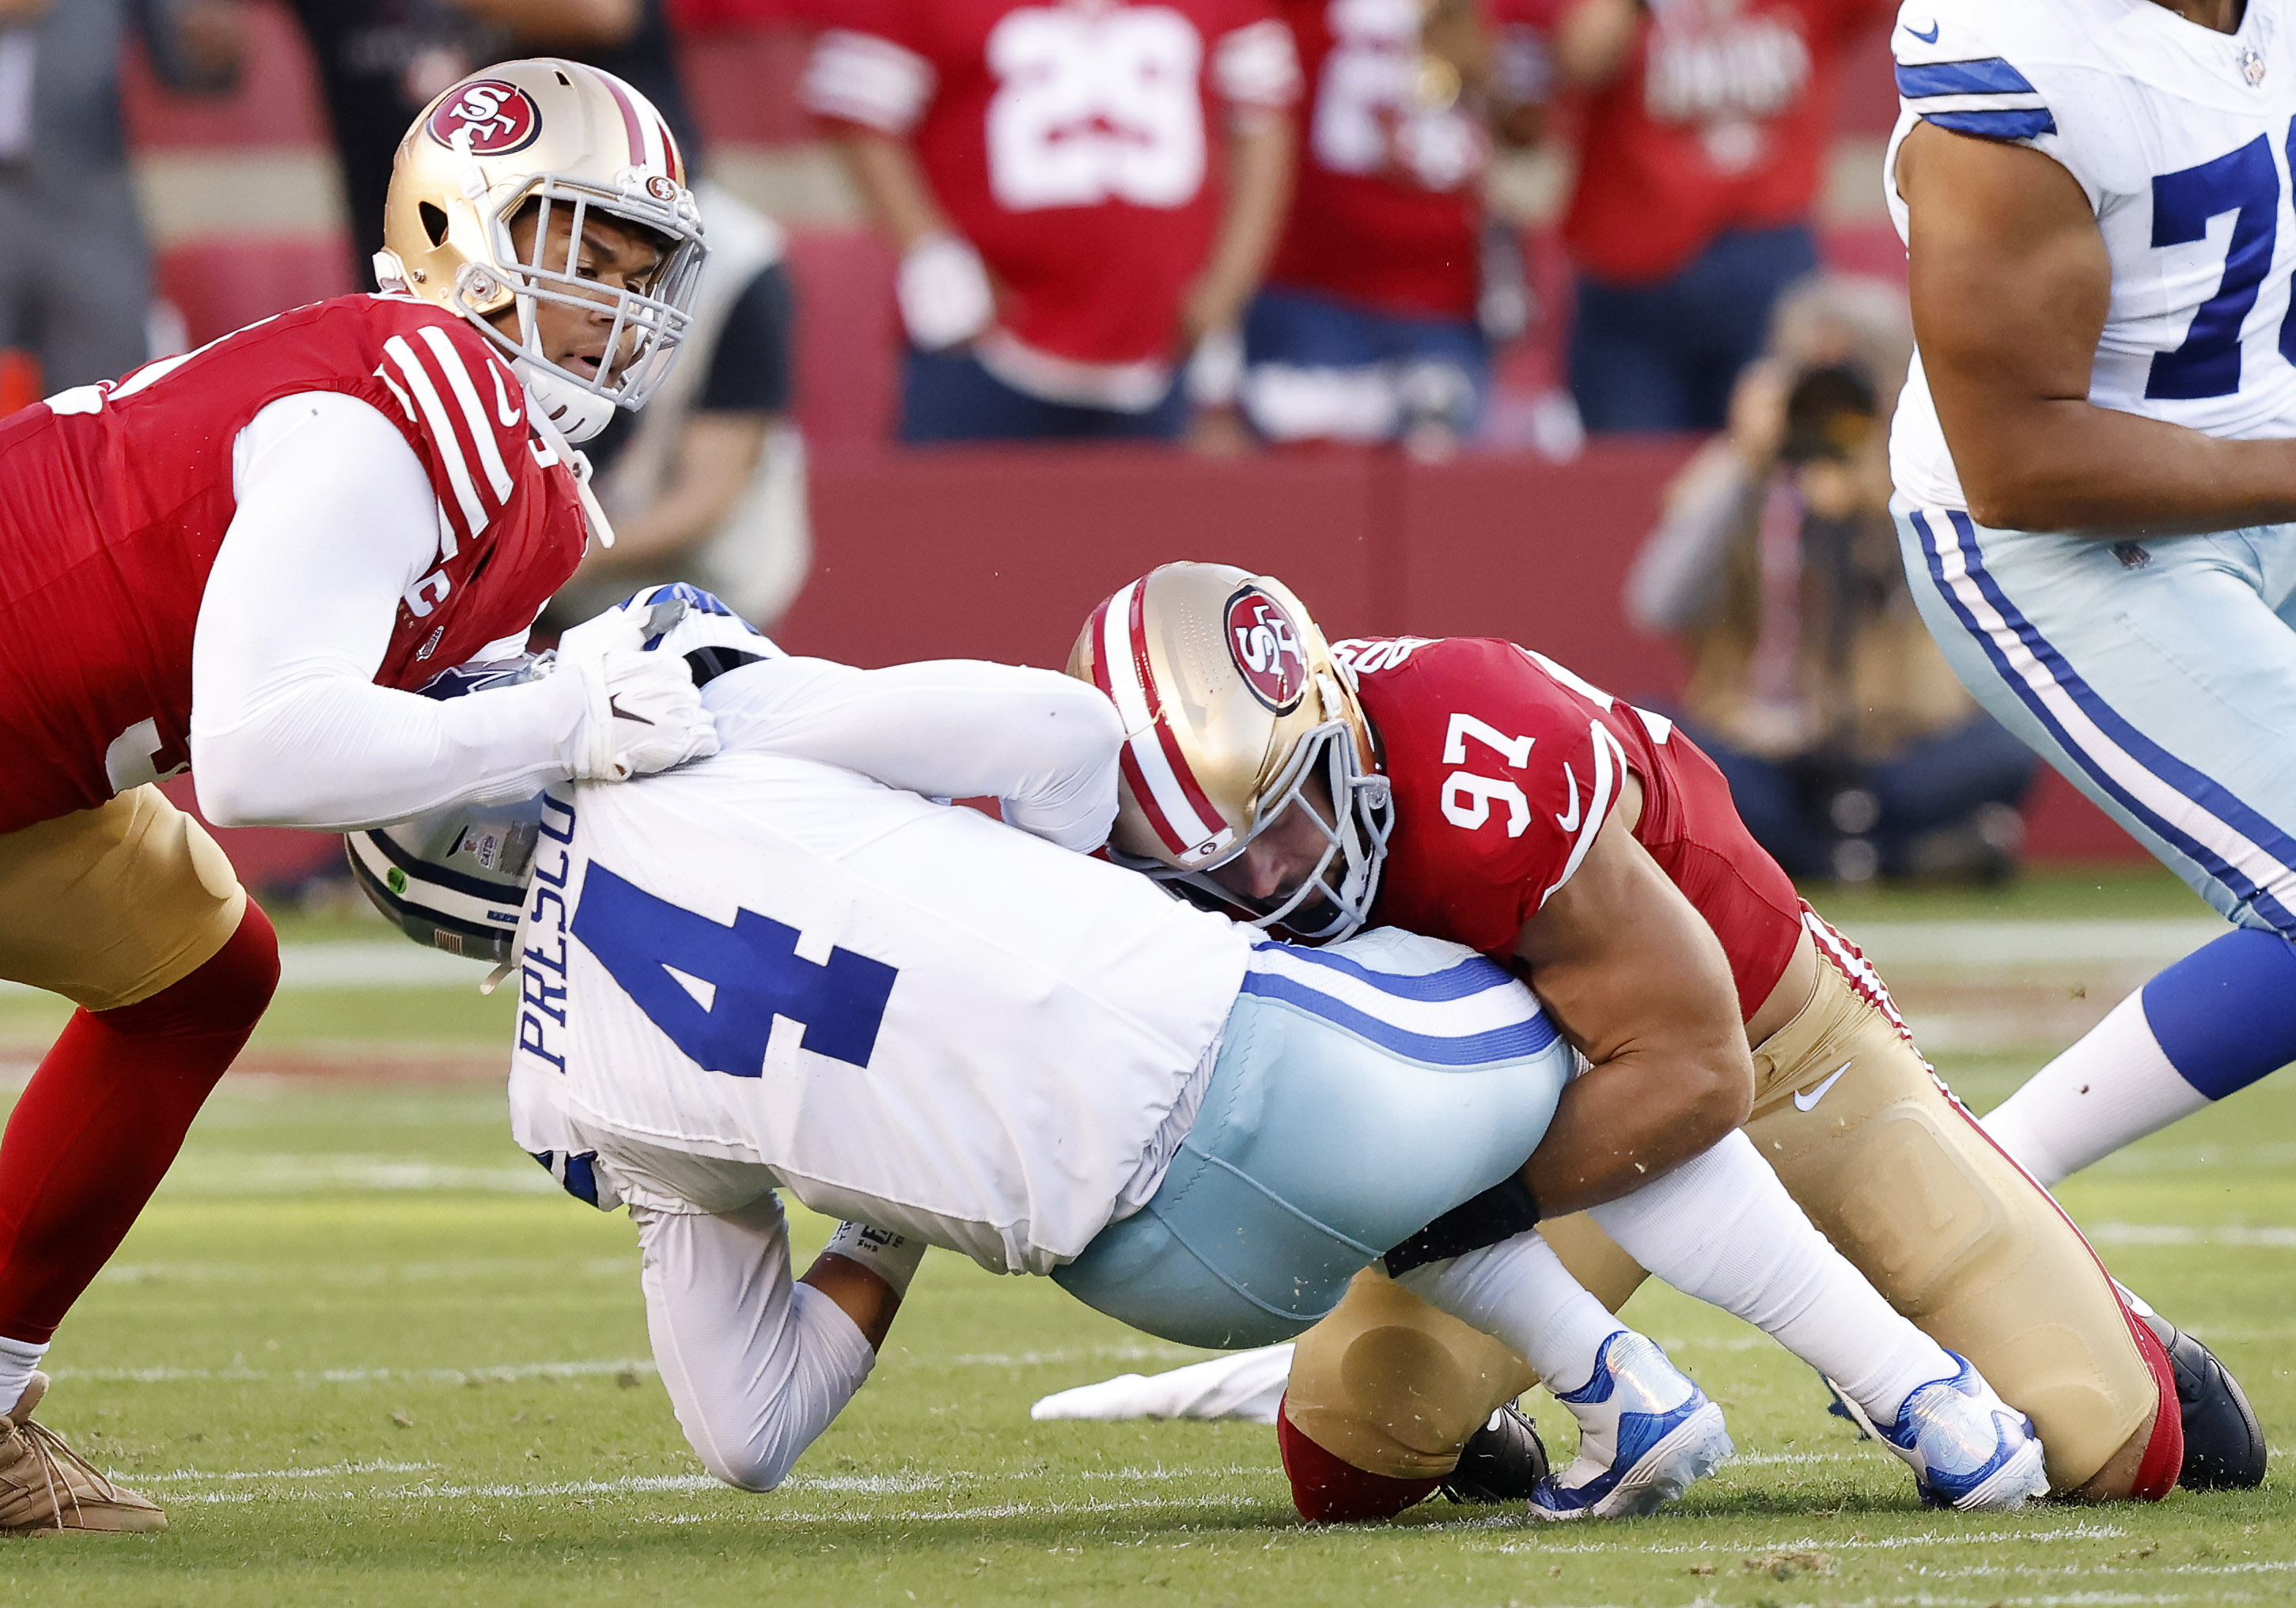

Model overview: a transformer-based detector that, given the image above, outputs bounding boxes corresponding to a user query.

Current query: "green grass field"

[1,865,2291,1606]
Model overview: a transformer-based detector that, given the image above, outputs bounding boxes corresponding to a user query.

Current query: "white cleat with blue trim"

[1529,1331,1733,1521]
[1838,1353,2049,1512]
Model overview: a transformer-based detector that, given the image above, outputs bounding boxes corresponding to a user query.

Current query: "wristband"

[822,1220,926,1297]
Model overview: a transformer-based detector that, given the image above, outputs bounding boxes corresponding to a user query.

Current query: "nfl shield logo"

[2241,44,2267,86]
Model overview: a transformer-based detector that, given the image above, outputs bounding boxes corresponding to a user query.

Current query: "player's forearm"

[581,414,770,575]
[1517,1045,1752,1216]
[1945,400,2296,537]
[835,131,953,255]
[710,659,1123,850]
[1183,115,1294,342]
[192,672,587,830]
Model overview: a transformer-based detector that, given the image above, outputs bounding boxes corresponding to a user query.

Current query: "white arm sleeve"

[707,656,1124,853]
[189,392,589,830]
[636,1195,877,1493]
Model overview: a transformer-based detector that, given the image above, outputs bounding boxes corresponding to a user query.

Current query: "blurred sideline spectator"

[0,0,243,392]
[290,0,809,630]
[803,0,1300,447]
[1241,0,1544,452]
[1547,0,1887,433]
[1623,276,2036,882]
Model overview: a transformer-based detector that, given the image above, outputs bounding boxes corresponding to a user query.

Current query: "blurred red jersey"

[1560,0,1886,283]
[1265,0,1491,321]
[0,295,588,835]
[1332,634,1802,1021]
[807,0,1299,369]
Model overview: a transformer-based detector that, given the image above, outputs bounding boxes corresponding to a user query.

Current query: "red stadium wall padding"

[156,238,359,348]
[150,444,2149,893]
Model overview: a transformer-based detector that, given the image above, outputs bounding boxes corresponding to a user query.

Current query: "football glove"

[570,649,719,781]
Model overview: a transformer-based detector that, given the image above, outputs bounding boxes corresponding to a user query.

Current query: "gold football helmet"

[377,59,707,441]
[1067,562,1392,940]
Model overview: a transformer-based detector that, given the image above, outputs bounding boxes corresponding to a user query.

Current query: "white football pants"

[633,1192,877,1491]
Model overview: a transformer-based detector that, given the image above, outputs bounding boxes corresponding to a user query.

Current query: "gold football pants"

[0,786,247,1010]
[1283,956,2156,1494]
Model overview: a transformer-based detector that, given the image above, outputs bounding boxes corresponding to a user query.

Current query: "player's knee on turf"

[1283,1271,1533,1487]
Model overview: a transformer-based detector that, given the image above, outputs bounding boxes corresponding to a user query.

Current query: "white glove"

[570,649,719,781]
[555,600,652,667]
[896,233,995,350]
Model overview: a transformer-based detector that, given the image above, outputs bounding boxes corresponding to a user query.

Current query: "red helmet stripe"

[657,117,686,186]
[594,68,650,168]
[1089,585,1222,860]
[1129,579,1228,841]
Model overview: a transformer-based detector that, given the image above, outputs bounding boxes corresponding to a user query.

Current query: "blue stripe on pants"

[1899,503,2296,933]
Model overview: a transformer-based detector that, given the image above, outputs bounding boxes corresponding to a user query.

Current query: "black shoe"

[1439,1401,1550,1504]
[2144,1313,2268,1490]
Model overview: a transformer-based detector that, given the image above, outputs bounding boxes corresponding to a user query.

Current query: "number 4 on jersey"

[571,863,898,1076]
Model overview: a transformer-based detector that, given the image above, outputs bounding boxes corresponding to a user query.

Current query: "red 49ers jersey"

[808,0,1298,366]
[0,294,588,835]
[1333,635,1802,1021]
[1265,0,1487,321]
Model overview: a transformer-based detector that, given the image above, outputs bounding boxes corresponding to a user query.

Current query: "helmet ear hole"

[419,201,450,248]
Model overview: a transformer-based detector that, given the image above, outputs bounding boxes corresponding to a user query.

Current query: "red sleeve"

[1343,637,1627,955]
[366,307,535,558]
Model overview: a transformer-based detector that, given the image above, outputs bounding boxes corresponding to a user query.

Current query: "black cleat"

[1439,1401,1550,1504]
[2144,1313,2268,1491]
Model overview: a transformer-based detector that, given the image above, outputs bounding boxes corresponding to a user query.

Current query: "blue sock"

[2140,929,2296,1100]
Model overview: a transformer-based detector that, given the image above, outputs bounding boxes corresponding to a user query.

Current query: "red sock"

[0,902,278,1345]
[1275,1394,1442,1522]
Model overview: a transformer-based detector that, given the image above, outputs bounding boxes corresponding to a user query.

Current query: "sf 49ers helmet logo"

[1226,586,1308,711]
[428,79,541,156]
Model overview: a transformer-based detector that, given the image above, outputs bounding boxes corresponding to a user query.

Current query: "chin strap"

[518,378,619,550]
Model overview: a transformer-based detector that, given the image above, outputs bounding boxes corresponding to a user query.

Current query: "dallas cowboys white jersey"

[510,667,1256,1277]
[1888,0,2296,509]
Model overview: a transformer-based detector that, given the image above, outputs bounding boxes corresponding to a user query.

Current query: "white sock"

[1981,990,2208,1187]
[1394,1229,1626,1396]
[0,1335,45,1417]
[1588,1130,1948,1426]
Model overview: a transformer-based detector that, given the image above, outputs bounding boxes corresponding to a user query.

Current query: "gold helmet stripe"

[1088,580,1233,862]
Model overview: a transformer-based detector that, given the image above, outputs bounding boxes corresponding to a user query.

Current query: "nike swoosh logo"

[1794,1061,1855,1112]
[1904,19,1940,41]
[491,365,522,428]
[606,696,655,727]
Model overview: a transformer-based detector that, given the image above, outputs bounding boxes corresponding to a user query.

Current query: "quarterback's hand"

[571,649,718,781]
[896,233,995,350]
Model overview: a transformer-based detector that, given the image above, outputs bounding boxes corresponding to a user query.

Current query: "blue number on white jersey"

[571,862,899,1076]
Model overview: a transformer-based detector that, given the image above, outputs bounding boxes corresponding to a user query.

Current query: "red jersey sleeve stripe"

[383,334,488,543]
[1540,721,1625,905]
[414,325,517,505]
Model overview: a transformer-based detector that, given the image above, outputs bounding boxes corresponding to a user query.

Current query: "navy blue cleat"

[1529,1331,1733,1521]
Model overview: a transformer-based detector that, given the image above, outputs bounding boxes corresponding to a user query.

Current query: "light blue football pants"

[1897,499,2296,935]
[1053,930,1572,1350]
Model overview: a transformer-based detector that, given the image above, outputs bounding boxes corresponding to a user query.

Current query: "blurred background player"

[1888,2,2296,1193]
[1237,0,1542,451]
[1059,561,2264,1521]
[1544,0,1889,433]
[0,0,244,395]
[1625,274,2036,882]
[290,0,806,630]
[0,60,715,1532]
[801,0,1300,446]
